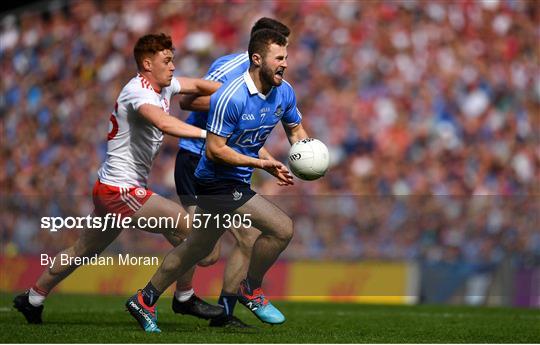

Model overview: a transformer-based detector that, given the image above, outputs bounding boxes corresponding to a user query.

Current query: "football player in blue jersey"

[126,29,308,332]
[174,17,292,328]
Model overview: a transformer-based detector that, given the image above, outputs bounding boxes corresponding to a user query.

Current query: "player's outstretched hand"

[259,159,294,186]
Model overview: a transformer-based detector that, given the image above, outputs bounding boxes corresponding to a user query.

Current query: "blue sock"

[218,291,237,316]
[141,282,161,307]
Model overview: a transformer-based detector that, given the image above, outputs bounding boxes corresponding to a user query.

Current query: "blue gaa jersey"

[179,52,250,155]
[195,70,302,184]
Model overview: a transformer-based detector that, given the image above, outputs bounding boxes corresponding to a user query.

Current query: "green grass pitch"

[1,293,538,343]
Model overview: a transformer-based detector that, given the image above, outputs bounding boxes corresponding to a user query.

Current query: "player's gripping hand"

[259,159,294,186]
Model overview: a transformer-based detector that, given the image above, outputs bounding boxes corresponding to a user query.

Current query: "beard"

[259,62,282,88]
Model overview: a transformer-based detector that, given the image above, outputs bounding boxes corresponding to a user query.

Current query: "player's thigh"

[132,193,189,238]
[184,206,226,255]
[184,205,197,228]
[174,150,200,209]
[234,194,292,240]
[74,225,123,255]
[197,236,222,267]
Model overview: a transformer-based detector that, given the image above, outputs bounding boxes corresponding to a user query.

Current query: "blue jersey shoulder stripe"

[210,75,245,134]
[210,75,240,132]
[211,75,244,134]
[217,79,244,134]
[205,54,245,81]
[209,55,248,82]
[205,54,248,82]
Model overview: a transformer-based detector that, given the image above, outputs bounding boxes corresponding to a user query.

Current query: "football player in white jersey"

[14,33,224,324]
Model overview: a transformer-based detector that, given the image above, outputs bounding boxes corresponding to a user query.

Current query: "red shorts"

[92,180,153,217]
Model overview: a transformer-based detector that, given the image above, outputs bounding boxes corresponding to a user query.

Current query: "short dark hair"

[248,29,288,65]
[250,17,290,38]
[133,33,174,70]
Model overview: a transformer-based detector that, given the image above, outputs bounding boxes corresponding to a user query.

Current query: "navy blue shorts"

[195,178,256,213]
[174,149,201,207]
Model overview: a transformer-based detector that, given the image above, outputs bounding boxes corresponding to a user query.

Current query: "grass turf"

[0,293,539,343]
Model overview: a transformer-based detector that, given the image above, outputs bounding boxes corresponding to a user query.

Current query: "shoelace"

[249,288,269,307]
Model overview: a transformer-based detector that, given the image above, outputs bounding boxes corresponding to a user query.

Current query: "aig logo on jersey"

[241,113,255,121]
[235,125,274,147]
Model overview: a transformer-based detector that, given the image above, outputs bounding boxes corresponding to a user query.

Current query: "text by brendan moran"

[40,254,159,268]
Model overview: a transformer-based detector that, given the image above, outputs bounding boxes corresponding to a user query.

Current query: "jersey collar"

[243,70,273,100]
[137,73,161,94]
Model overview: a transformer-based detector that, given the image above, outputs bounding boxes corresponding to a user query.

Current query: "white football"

[288,138,329,181]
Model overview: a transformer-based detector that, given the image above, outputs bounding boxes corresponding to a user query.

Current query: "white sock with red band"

[28,286,47,307]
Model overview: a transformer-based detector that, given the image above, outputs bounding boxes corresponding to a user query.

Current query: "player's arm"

[177,78,220,111]
[258,147,275,161]
[206,133,264,168]
[179,56,229,111]
[258,147,291,186]
[206,133,293,185]
[281,90,307,144]
[138,104,206,139]
[176,77,221,96]
[284,123,309,145]
[178,94,211,112]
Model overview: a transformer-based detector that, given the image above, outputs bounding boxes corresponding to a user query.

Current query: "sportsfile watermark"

[41,212,253,232]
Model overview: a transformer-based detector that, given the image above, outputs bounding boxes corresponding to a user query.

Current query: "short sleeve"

[281,85,302,128]
[204,58,229,82]
[127,87,160,112]
[206,87,243,137]
[169,77,181,95]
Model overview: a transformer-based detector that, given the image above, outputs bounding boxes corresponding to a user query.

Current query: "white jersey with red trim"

[97,74,181,188]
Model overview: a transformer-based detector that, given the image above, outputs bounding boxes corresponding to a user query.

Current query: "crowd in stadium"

[1,0,538,265]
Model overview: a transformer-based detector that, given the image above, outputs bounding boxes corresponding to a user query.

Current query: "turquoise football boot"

[238,279,285,325]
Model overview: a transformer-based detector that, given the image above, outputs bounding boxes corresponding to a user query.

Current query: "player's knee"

[160,253,183,273]
[236,230,258,253]
[197,252,219,267]
[165,230,187,247]
[186,240,215,263]
[275,217,293,244]
[197,238,221,266]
